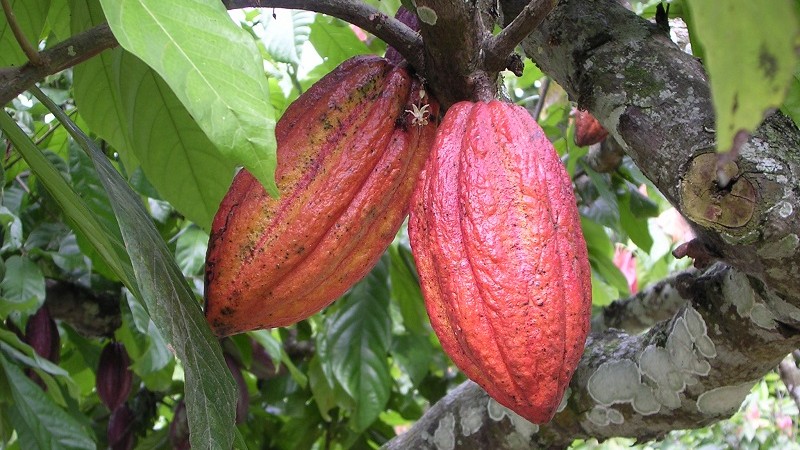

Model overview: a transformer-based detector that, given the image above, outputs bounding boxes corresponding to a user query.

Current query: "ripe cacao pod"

[205,55,438,336]
[97,342,133,411]
[574,108,608,147]
[409,100,592,424]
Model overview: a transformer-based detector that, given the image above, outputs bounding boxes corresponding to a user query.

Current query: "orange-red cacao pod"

[205,55,438,336]
[409,100,591,424]
[574,108,608,146]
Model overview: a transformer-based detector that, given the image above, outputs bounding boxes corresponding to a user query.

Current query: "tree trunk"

[384,0,800,447]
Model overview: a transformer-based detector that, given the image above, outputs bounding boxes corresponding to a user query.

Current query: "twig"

[483,0,556,72]
[0,23,117,105]
[225,0,424,70]
[778,353,800,412]
[1,0,43,65]
[532,76,550,121]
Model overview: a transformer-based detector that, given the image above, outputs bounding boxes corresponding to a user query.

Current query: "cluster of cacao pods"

[204,22,591,424]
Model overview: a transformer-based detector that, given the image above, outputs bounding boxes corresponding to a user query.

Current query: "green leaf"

[324,257,392,432]
[67,141,126,281]
[619,190,654,252]
[99,0,278,196]
[0,111,137,292]
[0,256,46,317]
[0,0,51,67]
[781,72,800,127]
[388,243,429,335]
[263,10,314,64]
[35,91,238,450]
[0,352,95,450]
[71,0,135,169]
[0,206,24,252]
[308,15,370,73]
[114,51,237,230]
[307,355,336,421]
[391,333,432,388]
[44,0,70,41]
[72,1,237,230]
[175,225,209,276]
[589,253,630,297]
[687,0,800,152]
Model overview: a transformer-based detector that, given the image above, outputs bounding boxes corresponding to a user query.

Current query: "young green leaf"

[687,0,799,152]
[0,0,51,67]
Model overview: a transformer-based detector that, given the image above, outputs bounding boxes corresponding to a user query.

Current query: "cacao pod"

[384,7,420,65]
[223,353,249,424]
[25,306,60,363]
[169,400,190,450]
[409,100,592,424]
[574,108,608,147]
[96,342,133,411]
[107,403,135,450]
[205,55,438,336]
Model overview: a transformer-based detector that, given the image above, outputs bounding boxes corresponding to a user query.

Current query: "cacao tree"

[1,0,799,449]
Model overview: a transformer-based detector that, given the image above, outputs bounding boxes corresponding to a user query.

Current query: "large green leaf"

[71,0,137,169]
[0,0,51,67]
[263,10,314,64]
[115,51,236,230]
[99,0,278,196]
[0,111,137,292]
[32,89,238,450]
[0,256,45,317]
[67,141,125,281]
[0,352,95,450]
[324,257,392,432]
[687,0,800,152]
[72,2,236,230]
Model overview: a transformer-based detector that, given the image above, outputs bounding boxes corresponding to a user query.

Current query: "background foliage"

[0,0,799,448]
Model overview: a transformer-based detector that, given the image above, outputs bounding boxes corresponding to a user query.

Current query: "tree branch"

[482,0,556,73]
[590,269,693,334]
[0,23,117,105]
[386,265,800,448]
[224,0,424,71]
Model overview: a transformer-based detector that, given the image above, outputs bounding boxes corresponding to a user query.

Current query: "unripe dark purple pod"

[107,403,135,450]
[25,306,60,363]
[169,400,190,450]
[96,342,133,411]
[224,353,250,424]
[385,7,421,65]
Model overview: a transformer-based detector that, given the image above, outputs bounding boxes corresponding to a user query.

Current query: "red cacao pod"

[409,100,592,424]
[574,108,608,147]
[25,306,60,363]
[107,403,135,450]
[96,342,133,411]
[204,56,438,336]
